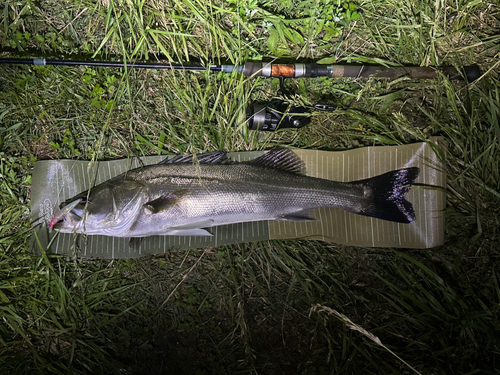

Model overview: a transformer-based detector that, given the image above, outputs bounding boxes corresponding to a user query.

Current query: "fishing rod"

[0,58,481,80]
[0,57,481,131]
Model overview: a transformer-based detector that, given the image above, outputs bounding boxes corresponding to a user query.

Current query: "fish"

[49,148,420,237]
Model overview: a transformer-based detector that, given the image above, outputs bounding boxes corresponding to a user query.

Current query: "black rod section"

[0,58,221,71]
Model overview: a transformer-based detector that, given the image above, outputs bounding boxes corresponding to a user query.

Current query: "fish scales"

[50,148,420,237]
[129,164,362,222]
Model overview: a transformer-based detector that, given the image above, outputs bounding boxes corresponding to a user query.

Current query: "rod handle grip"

[242,62,481,82]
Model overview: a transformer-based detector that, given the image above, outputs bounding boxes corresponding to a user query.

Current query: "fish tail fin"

[358,167,420,223]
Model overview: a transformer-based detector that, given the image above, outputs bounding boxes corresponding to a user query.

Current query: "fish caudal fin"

[359,167,420,223]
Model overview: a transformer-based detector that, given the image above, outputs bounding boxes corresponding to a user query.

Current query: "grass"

[1,0,500,373]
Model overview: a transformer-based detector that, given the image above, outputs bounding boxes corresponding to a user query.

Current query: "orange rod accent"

[271,64,295,77]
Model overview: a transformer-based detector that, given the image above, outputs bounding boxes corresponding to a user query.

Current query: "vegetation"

[1,0,499,373]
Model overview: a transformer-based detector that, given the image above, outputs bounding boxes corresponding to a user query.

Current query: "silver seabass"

[49,148,419,237]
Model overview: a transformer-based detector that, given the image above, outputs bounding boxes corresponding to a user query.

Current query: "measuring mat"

[31,142,445,258]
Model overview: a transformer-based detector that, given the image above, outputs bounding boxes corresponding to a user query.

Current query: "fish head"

[49,180,145,236]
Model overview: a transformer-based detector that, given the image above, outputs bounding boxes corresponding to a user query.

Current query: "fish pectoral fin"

[144,189,189,214]
[164,228,213,236]
[278,210,316,222]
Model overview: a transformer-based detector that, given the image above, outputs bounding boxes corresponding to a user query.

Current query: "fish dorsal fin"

[245,147,305,175]
[158,151,233,165]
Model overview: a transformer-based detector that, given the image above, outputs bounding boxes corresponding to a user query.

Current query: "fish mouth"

[48,199,84,231]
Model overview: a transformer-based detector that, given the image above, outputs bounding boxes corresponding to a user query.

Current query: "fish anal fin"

[144,189,189,214]
[278,210,315,222]
[246,148,305,175]
[164,228,213,236]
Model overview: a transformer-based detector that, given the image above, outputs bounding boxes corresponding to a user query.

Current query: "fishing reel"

[246,100,310,131]
[245,77,336,132]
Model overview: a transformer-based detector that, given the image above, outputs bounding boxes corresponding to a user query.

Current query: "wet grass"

[1,0,500,374]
